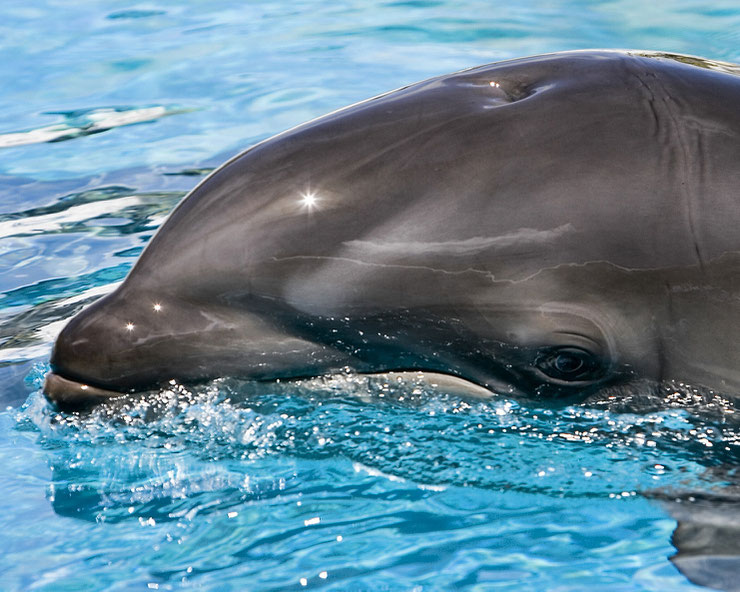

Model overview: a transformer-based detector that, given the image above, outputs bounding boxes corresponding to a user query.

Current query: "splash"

[16,369,740,528]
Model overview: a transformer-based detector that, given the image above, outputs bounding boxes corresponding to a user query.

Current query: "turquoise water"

[2,1,740,590]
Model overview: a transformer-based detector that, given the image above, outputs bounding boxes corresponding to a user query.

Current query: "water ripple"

[0,106,194,149]
[8,373,726,590]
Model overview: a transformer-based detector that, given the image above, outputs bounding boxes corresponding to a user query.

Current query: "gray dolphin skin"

[44,50,740,409]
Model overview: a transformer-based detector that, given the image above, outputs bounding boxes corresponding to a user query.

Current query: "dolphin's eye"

[534,347,605,383]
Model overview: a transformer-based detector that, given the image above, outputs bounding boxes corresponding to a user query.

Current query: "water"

[1,1,739,589]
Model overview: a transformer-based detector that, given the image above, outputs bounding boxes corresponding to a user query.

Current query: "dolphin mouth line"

[43,372,125,411]
[42,368,498,412]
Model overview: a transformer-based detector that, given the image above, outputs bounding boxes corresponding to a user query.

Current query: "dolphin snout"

[43,371,123,410]
[45,292,141,409]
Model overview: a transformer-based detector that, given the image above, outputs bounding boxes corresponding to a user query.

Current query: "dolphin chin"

[44,372,125,410]
[44,49,740,412]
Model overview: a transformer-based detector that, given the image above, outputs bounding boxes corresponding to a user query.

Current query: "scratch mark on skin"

[270,254,499,282]
[270,254,739,291]
[269,255,657,287]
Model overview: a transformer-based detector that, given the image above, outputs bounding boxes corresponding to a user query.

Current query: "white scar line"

[270,254,498,279]
[342,224,574,256]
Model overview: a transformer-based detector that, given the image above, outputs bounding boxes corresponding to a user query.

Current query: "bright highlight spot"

[319,571,328,579]
[153,303,162,312]
[489,81,501,88]
[125,323,135,331]
[300,578,307,586]
[304,516,320,526]
[300,190,318,209]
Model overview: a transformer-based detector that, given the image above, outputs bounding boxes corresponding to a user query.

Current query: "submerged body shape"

[44,50,740,409]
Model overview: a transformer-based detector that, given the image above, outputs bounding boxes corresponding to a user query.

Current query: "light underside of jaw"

[43,372,125,411]
[41,366,501,412]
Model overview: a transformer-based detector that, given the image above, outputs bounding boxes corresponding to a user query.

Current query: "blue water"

[1,1,739,590]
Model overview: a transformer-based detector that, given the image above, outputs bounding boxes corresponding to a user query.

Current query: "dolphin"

[44,50,740,410]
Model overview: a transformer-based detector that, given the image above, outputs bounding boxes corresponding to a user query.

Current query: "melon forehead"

[131,51,740,295]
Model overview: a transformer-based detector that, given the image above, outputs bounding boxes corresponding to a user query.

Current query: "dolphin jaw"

[43,371,126,411]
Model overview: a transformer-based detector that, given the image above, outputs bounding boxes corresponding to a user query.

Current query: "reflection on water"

[0,106,194,148]
[0,185,185,239]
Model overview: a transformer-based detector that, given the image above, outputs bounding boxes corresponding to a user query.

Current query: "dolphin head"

[44,50,740,409]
